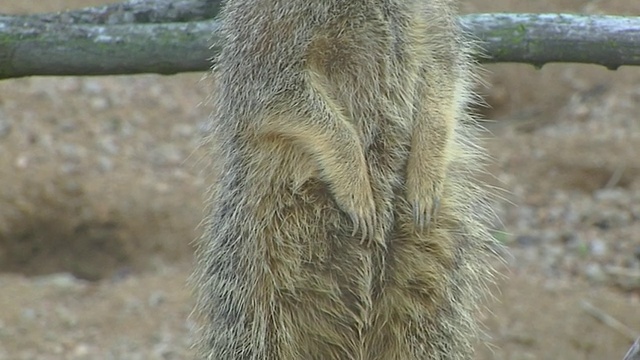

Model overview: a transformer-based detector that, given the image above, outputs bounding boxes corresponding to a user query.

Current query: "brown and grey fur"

[191,0,498,359]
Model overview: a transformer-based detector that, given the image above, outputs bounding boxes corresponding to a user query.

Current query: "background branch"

[0,16,219,78]
[19,0,219,24]
[624,337,640,360]
[1,2,639,79]
[462,13,640,70]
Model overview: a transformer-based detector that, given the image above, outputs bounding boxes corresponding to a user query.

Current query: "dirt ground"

[1,0,639,359]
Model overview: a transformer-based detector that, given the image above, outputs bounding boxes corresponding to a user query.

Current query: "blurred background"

[0,0,638,358]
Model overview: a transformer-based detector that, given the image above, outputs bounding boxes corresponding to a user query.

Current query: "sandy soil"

[0,0,639,359]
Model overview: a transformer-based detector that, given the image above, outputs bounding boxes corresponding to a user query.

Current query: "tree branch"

[624,337,640,360]
[1,5,640,79]
[20,0,220,24]
[0,16,219,78]
[461,13,640,70]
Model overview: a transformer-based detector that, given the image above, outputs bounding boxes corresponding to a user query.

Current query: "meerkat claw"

[351,214,360,237]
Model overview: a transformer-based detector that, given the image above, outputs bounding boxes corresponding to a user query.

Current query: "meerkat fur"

[191,0,499,359]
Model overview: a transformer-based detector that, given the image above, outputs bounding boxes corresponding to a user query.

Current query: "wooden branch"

[1,7,640,79]
[22,0,219,25]
[461,13,640,70]
[624,337,640,360]
[581,301,638,341]
[0,17,218,78]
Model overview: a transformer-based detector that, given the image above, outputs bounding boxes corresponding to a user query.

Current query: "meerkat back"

[191,1,498,359]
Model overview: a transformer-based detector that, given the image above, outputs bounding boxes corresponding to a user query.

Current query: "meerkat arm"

[259,93,377,243]
[406,72,458,229]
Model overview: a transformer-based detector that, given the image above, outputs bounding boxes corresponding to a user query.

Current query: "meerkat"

[191,0,498,359]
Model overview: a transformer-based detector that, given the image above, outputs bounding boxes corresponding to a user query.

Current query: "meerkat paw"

[349,192,377,246]
[333,179,377,245]
[406,171,444,231]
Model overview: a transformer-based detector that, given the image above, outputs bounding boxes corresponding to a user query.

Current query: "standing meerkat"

[192,0,498,359]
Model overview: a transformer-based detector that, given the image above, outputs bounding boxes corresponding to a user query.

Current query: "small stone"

[584,263,607,283]
[98,137,119,155]
[20,308,37,321]
[98,156,114,172]
[197,120,213,134]
[594,188,626,202]
[33,272,83,289]
[90,96,110,111]
[590,239,607,258]
[82,79,104,94]
[72,343,91,357]
[148,291,166,307]
[15,155,28,169]
[515,235,540,247]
